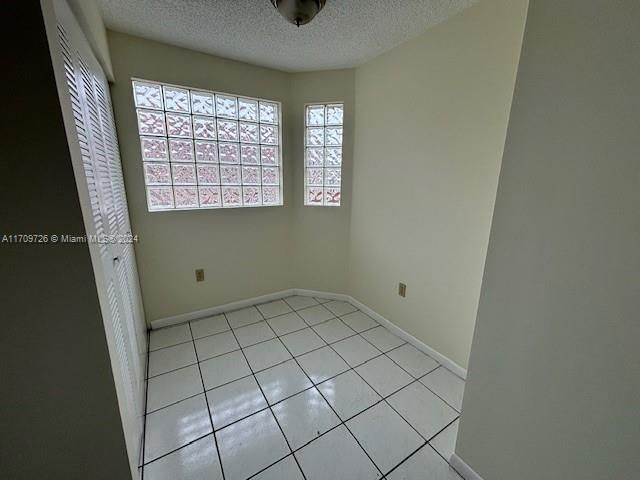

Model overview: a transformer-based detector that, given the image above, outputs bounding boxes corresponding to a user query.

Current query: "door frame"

[40,1,146,477]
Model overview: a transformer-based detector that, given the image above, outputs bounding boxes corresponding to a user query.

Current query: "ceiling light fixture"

[270,0,327,27]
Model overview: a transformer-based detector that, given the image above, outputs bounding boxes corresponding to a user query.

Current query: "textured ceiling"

[96,0,475,72]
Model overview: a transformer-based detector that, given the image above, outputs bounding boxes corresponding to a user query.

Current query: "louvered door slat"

[49,5,146,476]
[57,24,108,258]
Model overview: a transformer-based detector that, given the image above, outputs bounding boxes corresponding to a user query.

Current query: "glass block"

[141,136,168,161]
[143,163,171,185]
[238,98,258,122]
[218,142,240,164]
[147,186,174,210]
[306,105,325,126]
[133,81,163,110]
[326,104,344,125]
[243,186,262,206]
[166,113,192,138]
[239,122,259,143]
[325,187,341,206]
[216,94,238,119]
[242,166,260,185]
[262,167,279,185]
[220,165,241,185]
[193,116,216,140]
[325,127,343,146]
[217,119,239,141]
[260,125,277,145]
[137,109,166,136]
[196,165,220,185]
[306,147,324,167]
[171,163,197,185]
[222,186,242,207]
[259,102,278,124]
[199,186,222,207]
[195,140,218,163]
[191,91,215,115]
[325,147,342,166]
[163,86,190,113]
[260,146,278,165]
[306,168,323,186]
[306,187,323,206]
[325,168,341,186]
[241,144,260,164]
[174,186,199,208]
[306,127,324,146]
[169,139,194,162]
[262,186,280,205]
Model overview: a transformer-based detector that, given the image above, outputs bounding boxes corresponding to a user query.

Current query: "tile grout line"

[149,344,450,456]
[148,337,194,353]
[142,432,216,469]
[383,422,463,480]
[422,368,463,412]
[367,341,462,413]
[320,327,436,472]
[144,305,417,418]
[173,298,349,340]
[147,320,449,418]
[317,316,464,470]
[245,453,300,480]
[146,346,376,430]
[414,366,462,414]
[427,415,460,453]
[141,368,455,473]
[144,332,356,417]
[249,309,312,480]
[151,296,359,339]
[143,365,455,473]
[149,298,370,355]
[426,423,467,479]
[278,308,386,479]
[187,322,227,480]
[148,316,335,378]
[147,361,198,380]
[145,298,461,474]
[140,328,151,478]
[223,311,309,480]
[285,300,463,469]
[147,321,360,381]
[291,299,461,413]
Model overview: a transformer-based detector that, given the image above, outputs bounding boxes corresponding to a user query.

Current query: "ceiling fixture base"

[270,0,327,27]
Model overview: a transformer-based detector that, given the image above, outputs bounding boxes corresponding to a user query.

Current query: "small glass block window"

[304,103,344,206]
[133,79,283,210]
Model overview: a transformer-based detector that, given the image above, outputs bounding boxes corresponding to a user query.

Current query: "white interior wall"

[347,0,528,368]
[67,0,114,79]
[455,1,640,478]
[108,31,295,323]
[108,0,527,372]
[108,33,358,325]
[289,70,355,293]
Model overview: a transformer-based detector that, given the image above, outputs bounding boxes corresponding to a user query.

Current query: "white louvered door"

[41,1,146,478]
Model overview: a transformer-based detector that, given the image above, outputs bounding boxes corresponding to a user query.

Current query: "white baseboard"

[150,289,295,329]
[293,288,348,302]
[450,454,484,480]
[150,288,467,379]
[346,295,466,380]
[293,289,466,379]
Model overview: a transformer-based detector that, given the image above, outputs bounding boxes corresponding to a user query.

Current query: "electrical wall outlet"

[398,282,407,297]
[195,269,205,282]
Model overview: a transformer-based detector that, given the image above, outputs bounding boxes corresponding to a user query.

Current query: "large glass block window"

[133,79,282,211]
[304,103,343,206]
